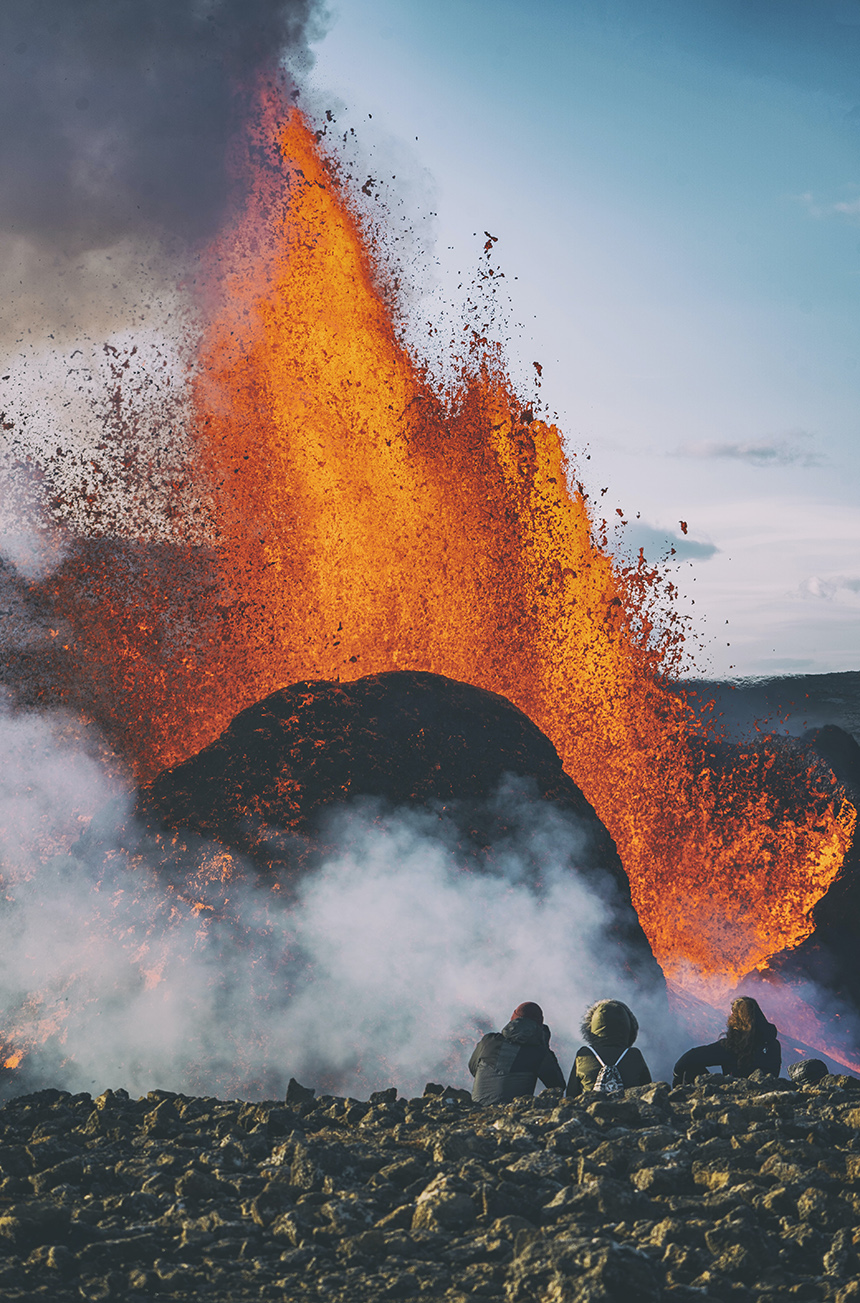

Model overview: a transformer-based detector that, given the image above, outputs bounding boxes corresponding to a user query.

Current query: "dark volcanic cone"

[124,669,664,989]
[141,670,612,847]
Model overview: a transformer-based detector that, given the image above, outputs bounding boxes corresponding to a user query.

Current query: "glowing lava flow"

[25,88,854,998]
[180,91,855,988]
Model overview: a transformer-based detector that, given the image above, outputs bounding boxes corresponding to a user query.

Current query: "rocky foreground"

[1,1074,860,1302]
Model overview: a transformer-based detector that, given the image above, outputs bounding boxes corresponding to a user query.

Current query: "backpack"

[591,1047,628,1096]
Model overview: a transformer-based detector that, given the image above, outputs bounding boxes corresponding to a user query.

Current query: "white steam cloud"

[0,709,675,1102]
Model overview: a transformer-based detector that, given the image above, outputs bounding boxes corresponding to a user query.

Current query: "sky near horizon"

[308,0,860,678]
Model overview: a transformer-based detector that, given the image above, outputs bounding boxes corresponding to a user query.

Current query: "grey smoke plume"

[0,709,675,1102]
[0,0,325,253]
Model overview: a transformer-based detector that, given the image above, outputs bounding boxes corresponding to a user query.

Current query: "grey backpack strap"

[590,1048,606,1069]
[615,1048,629,1068]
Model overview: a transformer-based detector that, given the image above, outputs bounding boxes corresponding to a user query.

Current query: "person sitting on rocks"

[672,995,781,1085]
[469,1001,566,1105]
[566,998,652,1096]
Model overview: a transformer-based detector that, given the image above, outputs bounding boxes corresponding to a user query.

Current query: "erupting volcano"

[2,85,859,1080]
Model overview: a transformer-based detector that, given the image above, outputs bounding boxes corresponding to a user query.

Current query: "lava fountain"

[9,87,858,1030]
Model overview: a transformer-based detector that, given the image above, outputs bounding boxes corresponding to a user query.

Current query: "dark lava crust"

[121,671,662,989]
[2,1073,860,1302]
[139,671,614,863]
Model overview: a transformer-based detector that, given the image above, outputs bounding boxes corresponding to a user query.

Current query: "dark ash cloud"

[0,0,326,254]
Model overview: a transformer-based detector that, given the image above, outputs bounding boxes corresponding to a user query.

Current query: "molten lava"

[31,88,857,995]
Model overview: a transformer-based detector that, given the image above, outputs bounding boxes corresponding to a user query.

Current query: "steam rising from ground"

[0,709,674,1102]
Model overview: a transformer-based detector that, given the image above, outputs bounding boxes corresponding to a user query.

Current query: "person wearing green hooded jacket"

[566,998,651,1096]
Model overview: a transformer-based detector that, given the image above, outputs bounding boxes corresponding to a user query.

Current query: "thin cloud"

[799,574,860,606]
[795,190,860,223]
[673,437,824,468]
[614,521,718,564]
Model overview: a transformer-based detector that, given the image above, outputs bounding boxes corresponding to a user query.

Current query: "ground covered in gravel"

[1,1072,860,1302]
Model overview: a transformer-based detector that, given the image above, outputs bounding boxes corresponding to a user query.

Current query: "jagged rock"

[507,1236,662,1302]
[285,1079,315,1109]
[412,1175,476,1233]
[0,1072,859,1299]
[789,1057,829,1086]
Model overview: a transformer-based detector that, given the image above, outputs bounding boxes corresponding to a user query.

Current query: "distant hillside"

[675,670,860,746]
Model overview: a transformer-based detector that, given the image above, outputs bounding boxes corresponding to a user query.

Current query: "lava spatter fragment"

[8,90,855,997]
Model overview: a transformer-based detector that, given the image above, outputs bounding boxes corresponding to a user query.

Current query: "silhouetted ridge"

[130,670,663,989]
[142,670,597,833]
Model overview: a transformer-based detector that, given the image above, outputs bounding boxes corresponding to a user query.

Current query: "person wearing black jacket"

[469,1002,565,1105]
[673,995,781,1085]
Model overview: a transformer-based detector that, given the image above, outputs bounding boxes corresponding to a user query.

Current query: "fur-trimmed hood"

[580,999,639,1048]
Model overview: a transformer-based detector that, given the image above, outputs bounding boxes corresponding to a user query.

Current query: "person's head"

[725,996,770,1066]
[580,999,639,1048]
[510,1002,543,1024]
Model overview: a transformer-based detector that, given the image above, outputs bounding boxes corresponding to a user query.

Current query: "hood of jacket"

[501,1017,545,1046]
[722,1009,779,1050]
[761,1017,778,1044]
[580,1000,638,1047]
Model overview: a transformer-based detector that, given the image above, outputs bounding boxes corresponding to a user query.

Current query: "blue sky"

[307,0,860,677]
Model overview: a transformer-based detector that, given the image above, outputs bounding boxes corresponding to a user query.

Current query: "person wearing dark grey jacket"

[567,998,651,1097]
[469,1002,566,1106]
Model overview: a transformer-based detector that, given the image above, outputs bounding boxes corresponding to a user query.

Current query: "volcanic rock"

[1,1073,860,1301]
[677,670,860,747]
[120,670,662,985]
[139,671,612,856]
